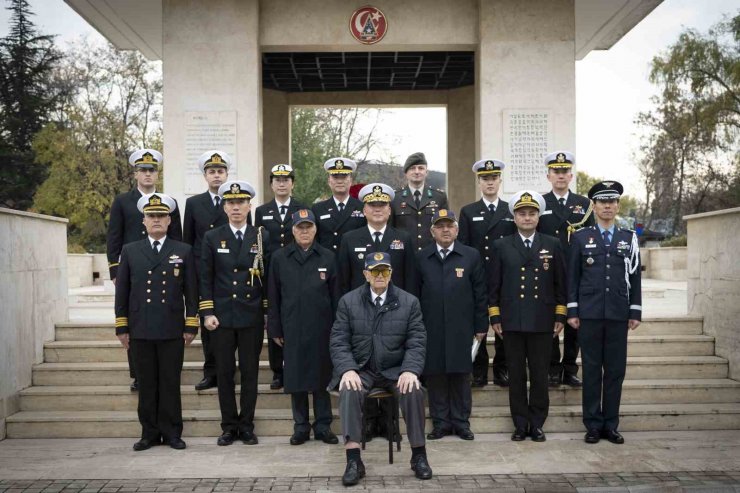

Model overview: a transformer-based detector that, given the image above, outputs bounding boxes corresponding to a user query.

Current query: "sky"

[1,0,738,195]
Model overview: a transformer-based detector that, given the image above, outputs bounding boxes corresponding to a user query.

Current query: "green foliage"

[660,235,687,247]
[576,170,641,218]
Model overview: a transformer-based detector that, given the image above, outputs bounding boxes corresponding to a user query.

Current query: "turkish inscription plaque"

[184,111,237,195]
[502,109,553,194]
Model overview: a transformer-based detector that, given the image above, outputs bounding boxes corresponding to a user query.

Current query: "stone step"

[7,403,740,438]
[18,379,740,412]
[31,356,730,387]
[42,334,716,363]
[52,317,705,341]
[69,294,115,304]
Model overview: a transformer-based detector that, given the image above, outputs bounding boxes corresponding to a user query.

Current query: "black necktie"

[414,190,421,209]
[214,196,220,209]
[440,248,449,260]
[375,296,383,309]
[602,230,611,246]
[338,202,345,212]
[558,197,566,208]
[152,240,160,253]
[488,203,495,214]
[236,230,243,245]
[373,231,382,250]
[524,238,531,249]
[279,205,287,220]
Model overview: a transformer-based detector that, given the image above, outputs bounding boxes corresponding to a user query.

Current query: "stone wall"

[643,247,687,281]
[686,207,740,379]
[0,208,68,439]
[67,254,110,288]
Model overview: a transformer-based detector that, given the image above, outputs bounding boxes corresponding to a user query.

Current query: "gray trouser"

[338,369,426,448]
[425,373,472,433]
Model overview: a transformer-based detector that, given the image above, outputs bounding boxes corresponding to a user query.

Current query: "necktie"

[236,230,243,245]
[602,230,611,246]
[375,296,383,309]
[440,248,449,260]
[279,205,287,220]
[214,196,220,209]
[524,238,531,249]
[414,190,421,209]
[152,240,160,253]
[373,231,382,250]
[338,202,345,212]
[488,203,495,214]
[558,197,565,208]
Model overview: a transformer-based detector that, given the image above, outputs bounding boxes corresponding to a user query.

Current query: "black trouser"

[472,333,506,382]
[550,324,579,377]
[268,339,283,380]
[291,390,333,435]
[503,331,551,430]
[127,349,136,379]
[130,337,184,441]
[194,258,216,379]
[425,373,472,433]
[339,370,426,448]
[579,319,628,432]
[213,326,263,434]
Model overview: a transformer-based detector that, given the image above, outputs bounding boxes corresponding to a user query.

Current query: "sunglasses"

[368,269,392,278]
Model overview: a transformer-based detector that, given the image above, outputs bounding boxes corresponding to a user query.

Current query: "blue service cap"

[364,251,392,270]
[431,209,457,225]
[291,208,316,226]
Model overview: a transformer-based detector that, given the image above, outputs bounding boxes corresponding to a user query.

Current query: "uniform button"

[417,211,422,215]
[606,265,611,269]
[534,294,538,299]
[485,246,489,250]
[534,268,539,272]
[418,235,421,238]
[521,267,525,272]
[161,299,165,303]
[233,281,237,285]
[334,232,338,236]
[247,282,251,286]
[520,294,524,299]
[209,224,214,228]
[606,276,610,280]
[280,243,284,247]
[485,257,490,261]
[146,299,151,303]
[162,271,166,275]
[606,254,610,258]
[162,281,166,285]
[417,223,421,227]
[555,230,559,234]
[521,276,525,280]
[520,285,525,289]
[246,294,251,299]
[234,269,238,273]
[534,286,538,290]
[500,235,504,238]
[485,236,489,240]
[142,231,146,235]
[147,271,152,275]
[606,288,610,292]
[147,280,151,285]
[280,234,285,238]
[280,224,284,229]
[162,290,165,294]
[333,245,337,249]
[146,289,151,293]
[417,247,422,251]
[232,294,237,298]
[534,277,539,281]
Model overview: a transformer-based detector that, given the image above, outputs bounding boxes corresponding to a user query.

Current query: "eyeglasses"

[368,269,392,278]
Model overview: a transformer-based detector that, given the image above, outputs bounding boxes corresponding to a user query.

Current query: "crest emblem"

[349,6,388,45]
[439,209,447,217]
[485,160,494,170]
[141,152,155,164]
[556,153,566,163]
[335,159,344,169]
[456,268,464,278]
[603,181,614,188]
[149,196,161,206]
[277,164,286,172]
[230,183,241,194]
[210,153,222,164]
[373,252,384,261]
[299,209,308,218]
[373,185,382,194]
[220,240,226,249]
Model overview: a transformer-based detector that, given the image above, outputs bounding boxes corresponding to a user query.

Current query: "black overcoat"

[312,196,366,252]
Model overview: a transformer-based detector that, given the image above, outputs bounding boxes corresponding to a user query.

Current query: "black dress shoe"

[548,373,562,387]
[168,437,186,450]
[457,428,475,440]
[240,431,259,445]
[492,371,509,387]
[130,379,139,392]
[562,374,582,387]
[314,430,339,444]
[194,376,217,391]
[511,428,528,441]
[426,428,451,440]
[269,374,283,390]
[410,454,433,480]
[471,378,487,388]
[341,458,365,486]
[584,428,601,444]
[530,427,546,442]
[133,438,156,451]
[601,429,624,444]
[289,432,309,445]
[217,430,238,446]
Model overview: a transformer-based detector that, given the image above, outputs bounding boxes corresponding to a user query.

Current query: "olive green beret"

[404,152,427,172]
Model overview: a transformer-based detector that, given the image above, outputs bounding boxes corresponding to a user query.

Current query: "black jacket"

[537,191,594,254]
[416,241,488,375]
[328,283,426,389]
[337,225,417,295]
[458,199,516,264]
[567,226,642,321]
[391,185,448,251]
[114,238,198,339]
[312,196,366,252]
[182,191,229,259]
[267,242,340,393]
[488,233,567,333]
[255,198,305,252]
[107,188,182,279]
[199,224,271,329]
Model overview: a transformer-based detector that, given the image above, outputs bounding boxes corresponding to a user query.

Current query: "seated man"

[329,252,432,486]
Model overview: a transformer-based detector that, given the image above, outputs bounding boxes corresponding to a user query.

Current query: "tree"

[32,40,162,251]
[0,0,65,209]
[635,13,740,235]
[576,170,640,220]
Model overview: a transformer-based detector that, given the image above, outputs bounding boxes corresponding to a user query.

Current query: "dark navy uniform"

[458,198,516,385]
[537,190,594,383]
[391,185,448,251]
[312,196,366,251]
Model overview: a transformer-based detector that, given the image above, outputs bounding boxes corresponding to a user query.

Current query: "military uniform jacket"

[566,226,642,322]
[267,242,340,393]
[312,196,366,252]
[114,238,198,339]
[107,188,183,279]
[391,185,448,251]
[416,241,488,375]
[458,199,517,264]
[537,191,594,254]
[182,191,229,259]
[488,233,567,333]
[337,225,417,295]
[199,224,271,329]
[255,198,305,252]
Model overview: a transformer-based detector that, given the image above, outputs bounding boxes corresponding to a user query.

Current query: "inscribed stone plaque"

[502,109,552,195]
[184,111,237,195]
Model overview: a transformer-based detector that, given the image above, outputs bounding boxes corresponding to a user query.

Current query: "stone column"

[447,86,476,211]
[261,89,290,197]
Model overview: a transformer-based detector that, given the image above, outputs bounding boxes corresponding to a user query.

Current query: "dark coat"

[107,188,183,279]
[458,199,516,264]
[328,283,426,390]
[488,233,567,333]
[255,198,305,252]
[337,225,417,295]
[199,224,271,328]
[391,185,449,251]
[312,196,366,252]
[537,191,594,254]
[267,242,340,393]
[114,238,198,339]
[416,241,488,375]
[182,191,229,260]
[567,226,642,321]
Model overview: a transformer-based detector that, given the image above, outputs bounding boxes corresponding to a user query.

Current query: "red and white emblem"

[349,6,388,45]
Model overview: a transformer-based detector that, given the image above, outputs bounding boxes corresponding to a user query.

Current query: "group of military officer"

[110,147,642,466]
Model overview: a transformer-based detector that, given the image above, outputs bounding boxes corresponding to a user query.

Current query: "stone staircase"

[6,289,740,438]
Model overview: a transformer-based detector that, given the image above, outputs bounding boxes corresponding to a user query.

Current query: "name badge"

[262,215,273,220]
[320,214,331,220]
[585,244,597,249]
[217,248,230,253]
[168,259,184,264]
[503,217,514,222]
[540,210,553,215]
[354,247,366,252]
[318,267,327,272]
[472,216,484,222]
